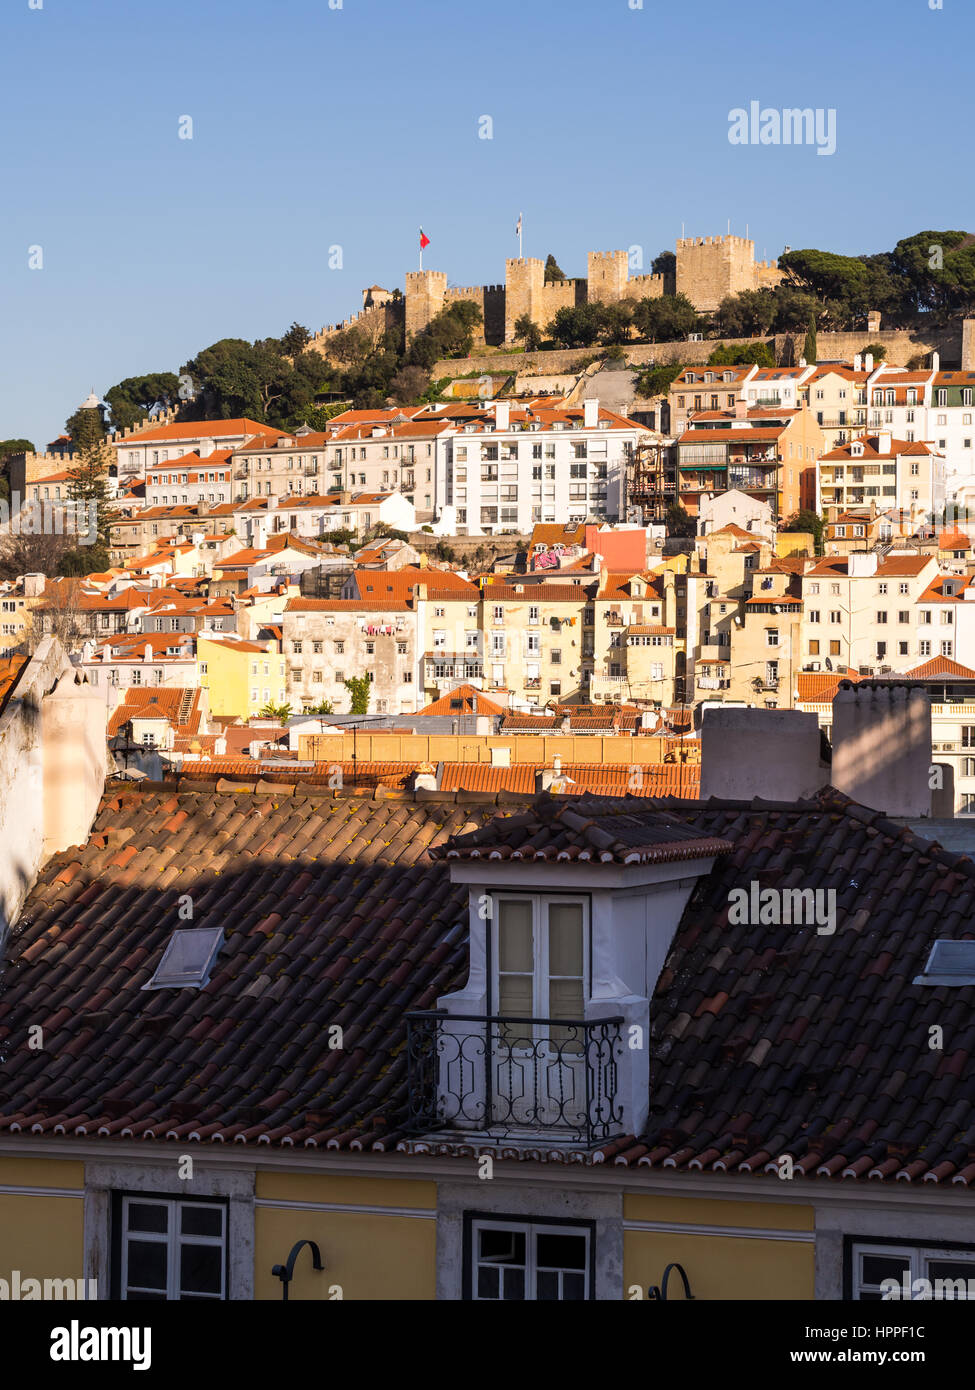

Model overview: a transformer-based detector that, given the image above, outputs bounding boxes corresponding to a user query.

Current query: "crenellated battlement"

[311,230,783,348]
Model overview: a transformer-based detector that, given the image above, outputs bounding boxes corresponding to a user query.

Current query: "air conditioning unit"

[809,662,821,671]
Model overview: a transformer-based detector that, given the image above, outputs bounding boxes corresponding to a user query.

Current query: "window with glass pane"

[472,1220,590,1300]
[497,899,534,1046]
[494,896,587,1049]
[119,1196,226,1300]
[547,901,584,1050]
[853,1243,975,1299]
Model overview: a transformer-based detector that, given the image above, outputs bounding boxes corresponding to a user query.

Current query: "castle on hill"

[309,235,783,354]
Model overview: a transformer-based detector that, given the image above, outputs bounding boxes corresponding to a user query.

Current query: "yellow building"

[197,636,286,717]
[591,569,678,706]
[480,580,588,706]
[0,577,37,656]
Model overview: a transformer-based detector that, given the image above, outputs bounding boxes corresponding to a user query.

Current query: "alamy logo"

[0,1270,97,1300]
[50,1320,151,1371]
[729,102,837,156]
[727,881,836,935]
[882,1274,975,1300]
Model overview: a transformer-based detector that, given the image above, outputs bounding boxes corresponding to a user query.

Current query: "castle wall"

[309,300,401,358]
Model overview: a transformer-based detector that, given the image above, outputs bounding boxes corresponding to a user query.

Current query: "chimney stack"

[832,684,932,817]
[494,402,510,431]
[584,399,599,429]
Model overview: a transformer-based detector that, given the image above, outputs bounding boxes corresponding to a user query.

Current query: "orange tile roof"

[353,567,479,601]
[0,655,28,715]
[907,655,975,679]
[485,584,589,604]
[796,668,860,703]
[917,574,974,603]
[418,685,505,717]
[820,435,935,460]
[284,598,413,613]
[107,687,203,737]
[678,427,785,443]
[121,419,281,444]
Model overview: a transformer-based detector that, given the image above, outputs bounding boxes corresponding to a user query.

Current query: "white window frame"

[492,893,589,1039]
[469,1217,592,1301]
[118,1195,226,1300]
[851,1241,975,1300]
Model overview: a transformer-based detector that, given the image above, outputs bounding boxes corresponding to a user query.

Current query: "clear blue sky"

[2,0,972,447]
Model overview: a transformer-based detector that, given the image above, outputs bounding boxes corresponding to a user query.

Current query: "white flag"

[516,213,522,236]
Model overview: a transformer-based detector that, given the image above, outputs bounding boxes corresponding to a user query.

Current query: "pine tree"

[803,314,818,365]
[544,254,567,283]
[66,434,116,558]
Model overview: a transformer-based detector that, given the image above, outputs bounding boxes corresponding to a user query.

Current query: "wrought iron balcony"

[405,1011,625,1146]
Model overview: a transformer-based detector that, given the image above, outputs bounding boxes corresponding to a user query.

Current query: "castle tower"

[587,250,629,306]
[405,269,448,340]
[675,235,782,313]
[504,257,545,343]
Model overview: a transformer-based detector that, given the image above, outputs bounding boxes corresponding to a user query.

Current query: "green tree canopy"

[708,340,775,367]
[178,338,326,428]
[544,254,567,283]
[665,503,695,538]
[513,314,543,350]
[546,304,606,348]
[634,362,686,399]
[344,675,371,715]
[631,293,700,343]
[104,374,180,432]
[280,322,312,358]
[803,314,817,364]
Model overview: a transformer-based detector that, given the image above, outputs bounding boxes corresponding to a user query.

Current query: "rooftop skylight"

[142,927,225,991]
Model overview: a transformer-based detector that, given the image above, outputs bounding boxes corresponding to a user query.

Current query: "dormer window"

[409,799,729,1150]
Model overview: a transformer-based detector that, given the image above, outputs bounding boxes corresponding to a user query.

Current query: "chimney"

[23,572,45,598]
[932,351,940,372]
[412,760,438,792]
[494,402,510,431]
[701,707,827,801]
[832,684,932,816]
[853,354,862,372]
[849,550,879,577]
[584,399,599,429]
[875,430,892,456]
[864,353,874,372]
[198,439,215,458]
[41,671,106,857]
[734,399,748,419]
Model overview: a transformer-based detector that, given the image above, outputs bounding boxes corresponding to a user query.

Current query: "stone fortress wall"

[309,235,783,355]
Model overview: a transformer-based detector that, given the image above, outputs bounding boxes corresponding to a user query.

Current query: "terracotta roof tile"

[5,782,975,1182]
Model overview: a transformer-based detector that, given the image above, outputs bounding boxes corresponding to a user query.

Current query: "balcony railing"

[405,1011,625,1146]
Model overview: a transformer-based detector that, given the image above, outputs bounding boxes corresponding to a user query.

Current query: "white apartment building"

[233,416,452,521]
[144,445,234,508]
[112,419,278,486]
[817,432,946,523]
[800,552,941,674]
[926,369,975,508]
[232,491,415,547]
[443,400,646,536]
